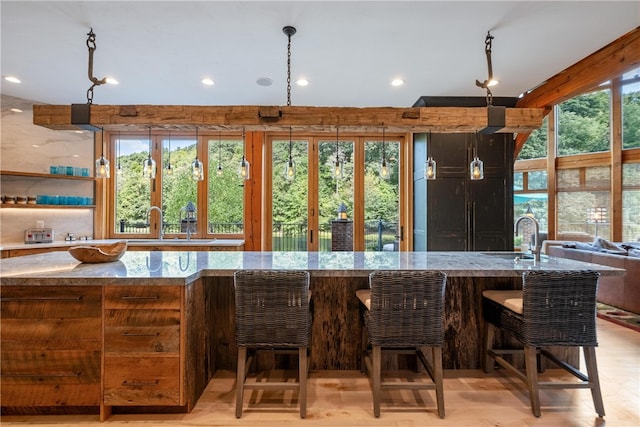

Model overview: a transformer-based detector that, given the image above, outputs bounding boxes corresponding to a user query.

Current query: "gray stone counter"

[0,250,624,285]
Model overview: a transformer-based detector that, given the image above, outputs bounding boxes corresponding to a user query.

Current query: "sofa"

[548,241,640,315]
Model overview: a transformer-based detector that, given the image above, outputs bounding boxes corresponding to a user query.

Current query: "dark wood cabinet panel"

[421,132,514,251]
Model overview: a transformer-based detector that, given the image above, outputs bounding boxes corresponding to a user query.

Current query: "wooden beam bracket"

[258,106,282,122]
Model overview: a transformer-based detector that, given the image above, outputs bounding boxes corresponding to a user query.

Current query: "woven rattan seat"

[357,270,447,418]
[234,269,311,418]
[482,270,604,418]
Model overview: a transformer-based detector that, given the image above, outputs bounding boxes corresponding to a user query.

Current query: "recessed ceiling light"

[202,78,214,86]
[391,79,404,87]
[73,154,80,158]
[4,76,21,83]
[106,77,119,85]
[296,79,309,86]
[256,77,273,87]
[487,79,499,87]
[32,144,40,148]
[10,108,22,113]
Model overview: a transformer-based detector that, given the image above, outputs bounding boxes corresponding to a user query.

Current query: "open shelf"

[0,170,95,181]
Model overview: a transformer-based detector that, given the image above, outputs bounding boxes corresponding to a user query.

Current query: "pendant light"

[165,130,173,176]
[284,126,296,180]
[238,127,250,180]
[379,125,390,180]
[191,127,204,181]
[470,131,484,180]
[95,127,110,178]
[142,127,156,179]
[116,131,122,175]
[216,131,223,177]
[333,126,343,180]
[424,131,436,180]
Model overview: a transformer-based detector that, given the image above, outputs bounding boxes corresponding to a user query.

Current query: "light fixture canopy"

[239,128,250,180]
[95,127,110,178]
[470,131,484,180]
[142,127,156,179]
[191,127,204,181]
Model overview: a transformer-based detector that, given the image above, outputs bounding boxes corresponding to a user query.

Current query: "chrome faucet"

[147,206,164,240]
[514,215,540,262]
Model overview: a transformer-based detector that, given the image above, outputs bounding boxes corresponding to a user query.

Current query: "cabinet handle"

[2,372,82,378]
[2,296,82,301]
[122,380,159,387]
[121,332,160,337]
[120,296,159,300]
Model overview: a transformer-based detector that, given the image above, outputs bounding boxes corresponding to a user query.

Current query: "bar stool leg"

[484,321,496,373]
[299,347,308,418]
[236,346,247,418]
[524,345,541,417]
[584,346,605,417]
[433,346,445,418]
[372,345,382,418]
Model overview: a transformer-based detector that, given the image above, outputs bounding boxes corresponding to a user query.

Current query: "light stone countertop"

[0,250,625,286]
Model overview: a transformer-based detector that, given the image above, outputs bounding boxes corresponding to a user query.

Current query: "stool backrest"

[522,270,600,346]
[367,270,446,347]
[234,269,311,347]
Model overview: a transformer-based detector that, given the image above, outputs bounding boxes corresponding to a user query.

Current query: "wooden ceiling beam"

[514,26,640,156]
[33,104,543,134]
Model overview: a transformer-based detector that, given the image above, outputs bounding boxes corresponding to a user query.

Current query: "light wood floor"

[2,318,639,427]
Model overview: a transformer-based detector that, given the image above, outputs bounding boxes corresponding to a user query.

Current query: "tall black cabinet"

[420,132,514,251]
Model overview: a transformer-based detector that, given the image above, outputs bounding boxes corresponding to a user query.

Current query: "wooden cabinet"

[416,132,514,251]
[0,286,102,407]
[103,285,182,407]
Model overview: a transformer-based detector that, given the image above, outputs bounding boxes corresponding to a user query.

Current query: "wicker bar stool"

[356,270,447,418]
[234,269,311,418]
[482,270,604,418]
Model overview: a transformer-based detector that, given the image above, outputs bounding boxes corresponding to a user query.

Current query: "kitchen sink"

[126,239,218,245]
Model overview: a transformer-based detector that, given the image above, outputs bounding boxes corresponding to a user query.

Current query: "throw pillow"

[592,237,625,252]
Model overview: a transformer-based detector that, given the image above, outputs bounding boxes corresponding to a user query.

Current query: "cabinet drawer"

[103,356,180,406]
[104,286,181,309]
[1,350,101,383]
[1,286,101,318]
[1,317,102,343]
[0,383,101,407]
[104,309,180,354]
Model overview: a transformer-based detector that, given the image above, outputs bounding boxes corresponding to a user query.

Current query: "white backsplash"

[1,95,95,244]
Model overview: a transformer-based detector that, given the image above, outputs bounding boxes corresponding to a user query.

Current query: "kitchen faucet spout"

[147,206,164,240]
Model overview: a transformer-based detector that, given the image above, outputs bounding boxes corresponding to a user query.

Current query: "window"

[113,134,152,235]
[557,89,611,156]
[557,166,611,239]
[207,136,244,235]
[514,170,548,241]
[162,135,198,234]
[517,116,548,160]
[622,67,640,150]
[623,163,640,241]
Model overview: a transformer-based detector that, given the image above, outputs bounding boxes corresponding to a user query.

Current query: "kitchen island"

[0,250,625,418]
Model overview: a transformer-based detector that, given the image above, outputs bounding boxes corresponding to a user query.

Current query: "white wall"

[1,95,95,244]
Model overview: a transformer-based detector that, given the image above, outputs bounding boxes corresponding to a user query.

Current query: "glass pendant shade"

[470,156,484,180]
[333,158,343,180]
[165,163,173,175]
[116,162,122,175]
[239,157,251,180]
[142,156,156,179]
[380,158,390,180]
[285,158,296,180]
[191,157,204,181]
[95,155,110,178]
[216,163,223,177]
[425,157,437,180]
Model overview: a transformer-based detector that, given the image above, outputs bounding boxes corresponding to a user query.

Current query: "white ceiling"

[1,1,639,109]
